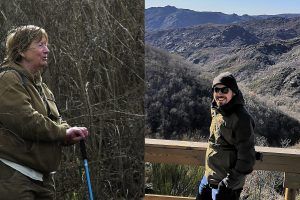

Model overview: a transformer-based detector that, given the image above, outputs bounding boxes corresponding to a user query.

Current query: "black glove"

[216,170,244,200]
[216,178,233,200]
[218,177,229,190]
[223,169,243,188]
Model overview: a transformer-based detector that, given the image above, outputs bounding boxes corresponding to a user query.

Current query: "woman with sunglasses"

[196,72,256,200]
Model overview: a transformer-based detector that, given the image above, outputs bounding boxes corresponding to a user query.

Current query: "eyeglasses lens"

[214,87,229,94]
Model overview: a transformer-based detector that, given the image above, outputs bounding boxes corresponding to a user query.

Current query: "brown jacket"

[0,63,69,173]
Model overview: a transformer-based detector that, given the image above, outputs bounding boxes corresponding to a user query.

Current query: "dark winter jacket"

[204,90,256,190]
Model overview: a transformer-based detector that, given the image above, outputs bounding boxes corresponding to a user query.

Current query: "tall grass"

[0,0,144,199]
[146,163,204,197]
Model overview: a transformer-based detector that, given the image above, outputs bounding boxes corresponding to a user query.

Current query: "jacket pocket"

[207,147,236,176]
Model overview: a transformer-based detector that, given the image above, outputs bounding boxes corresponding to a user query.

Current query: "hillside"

[145,46,211,139]
[145,45,300,146]
[145,6,300,32]
[146,17,300,121]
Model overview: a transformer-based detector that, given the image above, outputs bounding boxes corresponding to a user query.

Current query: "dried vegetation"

[0,0,144,199]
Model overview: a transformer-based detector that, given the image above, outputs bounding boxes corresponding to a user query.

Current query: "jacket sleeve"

[0,72,67,142]
[233,114,256,174]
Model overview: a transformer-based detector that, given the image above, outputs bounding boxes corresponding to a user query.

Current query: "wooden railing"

[144,138,300,200]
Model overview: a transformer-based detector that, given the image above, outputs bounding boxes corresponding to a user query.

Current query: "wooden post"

[284,172,300,200]
[284,188,296,200]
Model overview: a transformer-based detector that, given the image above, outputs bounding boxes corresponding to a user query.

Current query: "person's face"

[20,36,49,73]
[213,84,235,106]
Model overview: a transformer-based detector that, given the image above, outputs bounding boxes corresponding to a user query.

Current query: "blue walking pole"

[80,140,94,200]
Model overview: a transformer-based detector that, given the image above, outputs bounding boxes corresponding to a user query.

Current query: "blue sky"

[145,0,300,15]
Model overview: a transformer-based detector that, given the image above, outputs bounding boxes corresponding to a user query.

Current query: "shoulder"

[0,70,26,96]
[232,106,255,127]
[235,106,252,120]
[0,69,23,85]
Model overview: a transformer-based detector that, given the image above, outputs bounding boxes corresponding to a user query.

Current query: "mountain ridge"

[146,6,300,32]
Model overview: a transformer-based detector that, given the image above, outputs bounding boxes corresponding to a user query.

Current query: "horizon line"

[145,5,300,16]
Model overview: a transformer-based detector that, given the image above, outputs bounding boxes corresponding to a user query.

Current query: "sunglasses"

[213,87,229,94]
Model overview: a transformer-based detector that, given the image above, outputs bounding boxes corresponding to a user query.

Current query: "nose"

[45,46,50,53]
[43,45,50,53]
